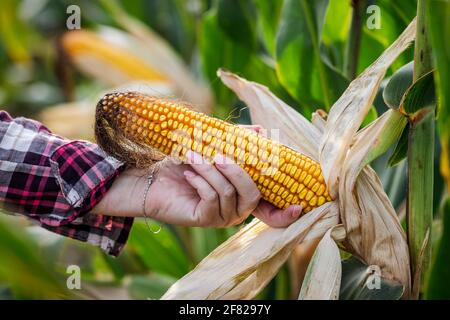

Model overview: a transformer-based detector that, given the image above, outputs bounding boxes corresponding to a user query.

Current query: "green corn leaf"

[128,221,190,278]
[383,61,414,110]
[401,70,436,115]
[128,274,176,300]
[217,0,256,50]
[275,0,348,111]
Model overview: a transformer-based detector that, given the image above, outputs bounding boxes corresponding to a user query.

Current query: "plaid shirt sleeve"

[0,111,134,256]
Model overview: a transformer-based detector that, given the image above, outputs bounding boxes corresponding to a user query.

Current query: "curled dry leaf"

[320,18,416,197]
[339,112,411,294]
[298,225,345,300]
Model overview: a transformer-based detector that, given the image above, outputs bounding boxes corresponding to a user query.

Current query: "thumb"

[253,201,302,228]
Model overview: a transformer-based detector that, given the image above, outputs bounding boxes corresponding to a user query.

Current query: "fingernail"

[183,170,196,179]
[186,150,203,164]
[291,205,302,218]
[213,154,227,168]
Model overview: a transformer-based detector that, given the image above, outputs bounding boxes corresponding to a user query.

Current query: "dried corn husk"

[162,202,339,299]
[298,225,345,300]
[162,19,416,300]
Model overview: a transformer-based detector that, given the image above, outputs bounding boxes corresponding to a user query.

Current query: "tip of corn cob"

[95,91,332,213]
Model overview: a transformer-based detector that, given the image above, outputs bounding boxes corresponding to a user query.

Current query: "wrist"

[91,168,150,217]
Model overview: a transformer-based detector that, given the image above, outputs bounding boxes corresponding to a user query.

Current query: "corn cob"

[97,92,332,213]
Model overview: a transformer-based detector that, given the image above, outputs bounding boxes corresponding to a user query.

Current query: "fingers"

[183,170,220,225]
[253,201,302,228]
[213,154,261,219]
[186,151,239,226]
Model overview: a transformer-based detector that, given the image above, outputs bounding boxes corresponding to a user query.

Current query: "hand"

[92,125,303,228]
[143,151,302,227]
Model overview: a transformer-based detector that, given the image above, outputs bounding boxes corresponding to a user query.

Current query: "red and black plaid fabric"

[0,111,133,256]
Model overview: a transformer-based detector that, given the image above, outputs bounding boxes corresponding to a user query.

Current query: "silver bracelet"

[141,166,161,234]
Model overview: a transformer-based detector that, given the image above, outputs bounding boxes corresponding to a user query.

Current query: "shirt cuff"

[45,140,133,256]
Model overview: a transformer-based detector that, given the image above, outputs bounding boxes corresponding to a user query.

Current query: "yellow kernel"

[299,188,307,199]
[317,185,325,196]
[318,196,326,206]
[285,177,294,189]
[277,186,284,196]
[312,182,320,193]
[307,178,316,189]
[299,171,307,182]
[304,175,312,185]
[286,194,293,203]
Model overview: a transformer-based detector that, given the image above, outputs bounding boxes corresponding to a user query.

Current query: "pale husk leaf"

[298,225,345,300]
[320,18,416,197]
[162,202,339,299]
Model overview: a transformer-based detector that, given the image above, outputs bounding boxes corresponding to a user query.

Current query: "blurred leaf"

[128,274,176,300]
[128,221,190,278]
[275,0,348,110]
[358,0,416,74]
[200,9,250,105]
[217,0,256,50]
[425,0,450,300]
[191,228,224,263]
[0,0,37,63]
[275,267,291,300]
[401,70,436,115]
[427,0,450,191]
[426,198,450,299]
[388,125,409,167]
[125,0,196,60]
[62,29,169,86]
[340,257,404,300]
[99,0,213,112]
[383,61,414,110]
[322,0,351,44]
[320,0,351,72]
[254,0,283,56]
[0,216,70,299]
[200,9,284,109]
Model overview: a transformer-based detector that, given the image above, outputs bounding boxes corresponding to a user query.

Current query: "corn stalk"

[408,0,434,298]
